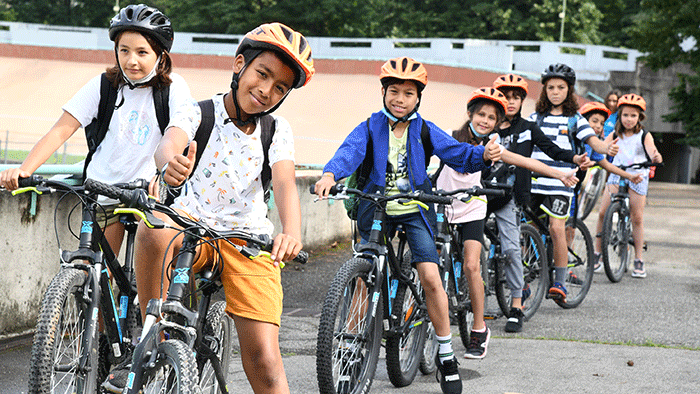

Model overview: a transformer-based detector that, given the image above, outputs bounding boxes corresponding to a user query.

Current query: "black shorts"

[530,193,571,219]
[456,219,485,243]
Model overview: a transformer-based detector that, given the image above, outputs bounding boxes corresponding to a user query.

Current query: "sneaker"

[547,282,567,302]
[593,253,603,273]
[464,327,490,359]
[101,359,132,394]
[631,259,647,278]
[504,308,524,333]
[521,284,531,304]
[435,354,462,394]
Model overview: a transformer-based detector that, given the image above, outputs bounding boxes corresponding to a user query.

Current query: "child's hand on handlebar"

[0,167,31,191]
[270,233,303,267]
[314,173,336,198]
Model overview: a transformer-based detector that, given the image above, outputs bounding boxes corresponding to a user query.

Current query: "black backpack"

[167,99,276,204]
[83,73,170,181]
[344,118,433,220]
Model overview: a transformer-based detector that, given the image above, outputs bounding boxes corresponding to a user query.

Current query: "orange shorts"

[192,237,283,326]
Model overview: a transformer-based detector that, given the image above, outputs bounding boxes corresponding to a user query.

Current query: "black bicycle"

[313,183,451,393]
[601,161,662,282]
[82,178,307,394]
[521,203,595,309]
[14,175,144,394]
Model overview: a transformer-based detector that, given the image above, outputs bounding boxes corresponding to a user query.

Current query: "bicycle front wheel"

[558,219,595,308]
[386,258,427,387]
[28,267,98,394]
[317,257,382,394]
[198,301,234,393]
[602,201,630,282]
[517,224,547,320]
[578,169,605,220]
[141,339,199,394]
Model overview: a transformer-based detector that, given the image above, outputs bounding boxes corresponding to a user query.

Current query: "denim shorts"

[361,211,439,265]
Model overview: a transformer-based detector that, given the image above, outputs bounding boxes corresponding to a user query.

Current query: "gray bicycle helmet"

[541,63,576,86]
[109,4,173,52]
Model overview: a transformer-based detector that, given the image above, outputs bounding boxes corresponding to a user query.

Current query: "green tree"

[2,0,115,27]
[630,0,700,148]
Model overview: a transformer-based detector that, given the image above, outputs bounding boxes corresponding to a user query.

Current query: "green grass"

[1,149,85,165]
[493,335,700,351]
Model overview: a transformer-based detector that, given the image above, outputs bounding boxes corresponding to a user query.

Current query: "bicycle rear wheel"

[141,339,199,394]
[557,219,595,308]
[602,201,629,282]
[386,258,427,387]
[316,257,382,394]
[28,267,98,394]
[198,301,234,393]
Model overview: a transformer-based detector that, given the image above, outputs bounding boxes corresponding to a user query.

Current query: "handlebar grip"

[420,193,452,205]
[329,183,344,196]
[480,189,506,197]
[293,251,309,264]
[84,178,148,209]
[17,175,44,188]
[309,185,316,194]
[485,182,513,190]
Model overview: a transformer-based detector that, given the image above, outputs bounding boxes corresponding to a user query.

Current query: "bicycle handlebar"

[309,183,452,206]
[618,161,664,171]
[434,186,506,198]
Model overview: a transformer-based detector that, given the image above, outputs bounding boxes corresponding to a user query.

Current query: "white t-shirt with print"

[527,112,595,197]
[172,94,295,235]
[63,73,198,188]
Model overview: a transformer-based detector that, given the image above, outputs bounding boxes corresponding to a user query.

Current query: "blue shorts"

[361,211,439,265]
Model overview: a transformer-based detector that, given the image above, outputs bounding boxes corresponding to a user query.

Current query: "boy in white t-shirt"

[133,23,313,394]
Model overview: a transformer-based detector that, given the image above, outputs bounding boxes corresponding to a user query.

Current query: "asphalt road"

[2,182,699,393]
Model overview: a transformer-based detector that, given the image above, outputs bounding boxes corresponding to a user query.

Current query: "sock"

[472,326,487,333]
[436,334,454,363]
[554,266,567,284]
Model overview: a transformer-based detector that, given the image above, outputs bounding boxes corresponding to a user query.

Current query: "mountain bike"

[313,183,451,393]
[418,185,506,374]
[577,166,607,220]
[521,202,594,309]
[14,175,144,394]
[601,161,662,282]
[82,178,308,394]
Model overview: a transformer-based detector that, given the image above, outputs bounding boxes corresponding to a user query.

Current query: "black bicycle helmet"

[109,4,173,52]
[541,63,576,86]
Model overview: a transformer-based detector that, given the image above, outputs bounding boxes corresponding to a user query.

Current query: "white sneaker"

[631,259,647,278]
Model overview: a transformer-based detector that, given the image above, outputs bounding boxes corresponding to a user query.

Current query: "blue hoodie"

[323,110,489,237]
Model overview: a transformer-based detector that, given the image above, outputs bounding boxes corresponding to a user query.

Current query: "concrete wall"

[0,175,349,337]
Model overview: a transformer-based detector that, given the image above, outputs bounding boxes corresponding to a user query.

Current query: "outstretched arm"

[598,159,643,184]
[501,150,578,187]
[271,159,303,266]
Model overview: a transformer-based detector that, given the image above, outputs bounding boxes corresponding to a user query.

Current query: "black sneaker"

[504,308,524,333]
[101,359,132,394]
[435,354,462,394]
[463,327,490,359]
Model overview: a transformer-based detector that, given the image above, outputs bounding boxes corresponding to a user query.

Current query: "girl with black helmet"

[315,57,503,394]
[133,22,314,394]
[435,87,578,356]
[528,63,618,303]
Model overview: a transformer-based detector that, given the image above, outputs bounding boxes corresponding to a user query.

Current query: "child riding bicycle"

[489,73,590,332]
[315,56,502,394]
[123,23,313,394]
[434,87,578,356]
[594,94,662,278]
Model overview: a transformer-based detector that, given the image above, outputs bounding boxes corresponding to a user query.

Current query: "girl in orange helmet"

[435,87,578,358]
[315,57,504,394]
[595,94,662,278]
[132,22,314,394]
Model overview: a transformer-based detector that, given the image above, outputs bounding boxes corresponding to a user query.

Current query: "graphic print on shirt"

[123,110,152,146]
[386,142,410,193]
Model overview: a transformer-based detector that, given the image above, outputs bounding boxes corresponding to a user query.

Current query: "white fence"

[0,21,642,81]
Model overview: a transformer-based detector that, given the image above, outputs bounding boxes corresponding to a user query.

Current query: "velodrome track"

[0,53,538,166]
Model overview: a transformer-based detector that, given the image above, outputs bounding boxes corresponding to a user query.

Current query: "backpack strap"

[83,73,118,181]
[153,84,170,134]
[259,114,276,202]
[420,120,433,168]
[187,99,216,175]
[640,129,652,161]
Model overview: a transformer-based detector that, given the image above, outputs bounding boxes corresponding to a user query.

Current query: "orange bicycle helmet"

[617,93,646,112]
[579,101,611,119]
[379,57,428,91]
[467,87,508,114]
[236,22,314,89]
[493,73,529,96]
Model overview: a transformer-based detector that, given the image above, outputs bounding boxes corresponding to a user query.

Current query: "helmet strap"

[381,90,420,130]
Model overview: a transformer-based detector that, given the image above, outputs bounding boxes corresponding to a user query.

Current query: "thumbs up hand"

[607,137,620,157]
[483,134,502,163]
[165,141,197,187]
